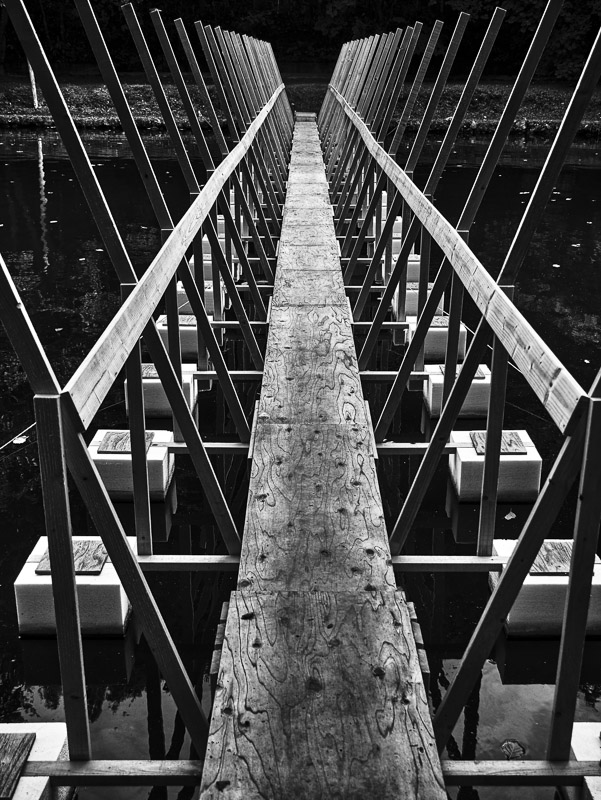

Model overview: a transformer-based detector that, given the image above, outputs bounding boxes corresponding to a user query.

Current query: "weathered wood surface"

[0,733,36,799]
[259,308,366,425]
[36,540,108,576]
[271,271,346,305]
[239,423,393,593]
[200,119,445,798]
[203,591,442,799]
[17,758,601,787]
[470,430,526,456]
[97,430,154,454]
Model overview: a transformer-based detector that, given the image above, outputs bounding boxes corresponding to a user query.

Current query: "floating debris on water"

[501,739,526,760]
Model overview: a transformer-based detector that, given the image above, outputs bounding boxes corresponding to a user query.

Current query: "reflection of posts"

[37,136,49,272]
[144,641,168,800]
[27,57,38,107]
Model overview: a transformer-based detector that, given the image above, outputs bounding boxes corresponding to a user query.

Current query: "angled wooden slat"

[63,85,283,429]
[331,87,585,432]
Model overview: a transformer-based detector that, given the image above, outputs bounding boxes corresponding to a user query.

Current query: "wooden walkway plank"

[200,117,445,799]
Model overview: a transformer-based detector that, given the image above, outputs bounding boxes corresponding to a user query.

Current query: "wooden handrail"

[63,84,283,430]
[329,84,586,434]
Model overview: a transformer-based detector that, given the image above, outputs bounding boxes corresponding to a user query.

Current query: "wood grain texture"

[201,117,444,800]
[277,245,341,271]
[271,270,346,306]
[21,760,203,786]
[36,540,108,575]
[259,306,366,425]
[97,430,154,454]
[277,225,339,248]
[202,591,443,800]
[240,423,393,593]
[470,430,526,456]
[0,732,36,799]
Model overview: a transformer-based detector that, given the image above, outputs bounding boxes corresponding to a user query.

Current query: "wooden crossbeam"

[135,555,508,573]
[18,759,601,787]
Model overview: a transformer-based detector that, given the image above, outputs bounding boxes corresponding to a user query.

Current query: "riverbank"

[1,76,600,139]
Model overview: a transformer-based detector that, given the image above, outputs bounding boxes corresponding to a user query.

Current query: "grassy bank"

[1,75,601,139]
[287,81,601,139]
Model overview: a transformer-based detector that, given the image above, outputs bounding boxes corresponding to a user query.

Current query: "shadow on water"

[0,130,599,798]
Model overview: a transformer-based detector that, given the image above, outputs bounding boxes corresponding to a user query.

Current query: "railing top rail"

[329,84,587,433]
[63,83,284,430]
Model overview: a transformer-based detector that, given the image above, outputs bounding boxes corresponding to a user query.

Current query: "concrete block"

[15,536,136,636]
[489,538,601,637]
[88,428,174,500]
[448,429,541,502]
[394,282,444,318]
[569,723,601,800]
[424,363,491,418]
[407,315,467,362]
[176,279,225,316]
[0,722,74,800]
[157,314,201,361]
[125,362,197,419]
[190,246,220,281]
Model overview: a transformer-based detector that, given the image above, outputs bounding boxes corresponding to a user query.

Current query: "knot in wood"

[306,676,323,692]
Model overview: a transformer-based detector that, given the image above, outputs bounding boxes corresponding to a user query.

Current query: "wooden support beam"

[134,554,508,573]
[441,761,601,787]
[63,86,283,428]
[18,758,601,788]
[332,88,585,433]
[433,415,587,752]
[547,396,601,759]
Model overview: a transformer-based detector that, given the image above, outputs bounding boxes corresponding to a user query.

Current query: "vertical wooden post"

[415,208,433,371]
[441,231,471,405]
[342,20,444,286]
[370,0,566,426]
[476,286,514,557]
[547,396,601,760]
[34,394,91,760]
[121,283,153,554]
[433,416,588,752]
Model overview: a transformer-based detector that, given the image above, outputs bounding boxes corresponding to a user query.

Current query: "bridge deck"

[200,114,445,799]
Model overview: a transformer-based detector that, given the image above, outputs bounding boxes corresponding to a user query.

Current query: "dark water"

[0,130,599,799]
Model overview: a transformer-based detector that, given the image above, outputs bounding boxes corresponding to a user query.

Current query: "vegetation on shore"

[1,76,600,140]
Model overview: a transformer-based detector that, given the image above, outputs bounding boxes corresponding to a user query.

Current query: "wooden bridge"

[1,0,601,797]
